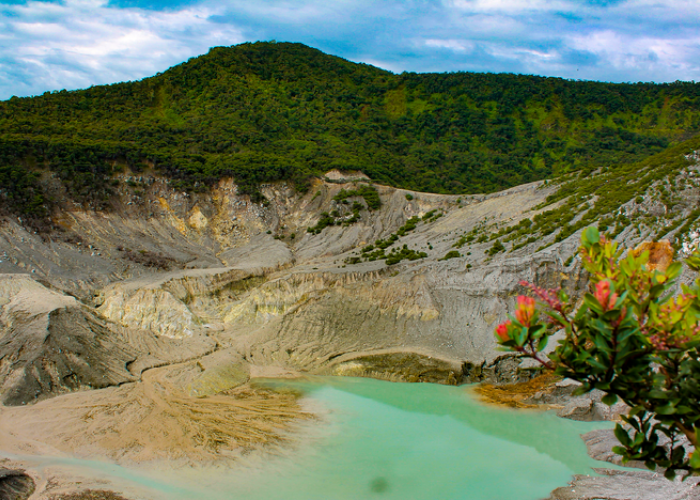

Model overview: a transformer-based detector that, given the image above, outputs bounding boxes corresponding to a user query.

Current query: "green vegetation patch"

[332,185,381,210]
[487,239,506,256]
[307,200,365,235]
[3,41,700,228]
[439,250,462,261]
[347,211,445,266]
[386,245,428,266]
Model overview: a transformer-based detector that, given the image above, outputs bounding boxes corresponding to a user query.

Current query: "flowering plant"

[495,226,700,478]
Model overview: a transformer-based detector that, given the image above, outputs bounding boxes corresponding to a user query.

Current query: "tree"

[495,226,700,478]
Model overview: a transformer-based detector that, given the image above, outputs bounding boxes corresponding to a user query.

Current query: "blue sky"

[1,0,699,99]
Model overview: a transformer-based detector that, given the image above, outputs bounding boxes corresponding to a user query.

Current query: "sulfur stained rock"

[632,240,674,272]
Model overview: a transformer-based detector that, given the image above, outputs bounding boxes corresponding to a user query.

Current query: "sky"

[0,0,699,100]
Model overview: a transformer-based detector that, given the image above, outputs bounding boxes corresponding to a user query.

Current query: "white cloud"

[485,44,558,61]
[0,1,244,98]
[612,0,700,21]
[447,0,570,13]
[425,39,475,52]
[200,0,375,24]
[568,30,700,78]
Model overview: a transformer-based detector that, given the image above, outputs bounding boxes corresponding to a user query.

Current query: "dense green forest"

[1,41,700,220]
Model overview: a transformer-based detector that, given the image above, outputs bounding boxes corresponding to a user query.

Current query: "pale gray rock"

[525,379,630,422]
[546,468,700,500]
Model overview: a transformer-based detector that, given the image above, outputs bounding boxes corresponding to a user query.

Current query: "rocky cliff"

[1,158,698,404]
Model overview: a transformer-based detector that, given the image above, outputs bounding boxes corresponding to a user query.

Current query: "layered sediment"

[1,174,581,404]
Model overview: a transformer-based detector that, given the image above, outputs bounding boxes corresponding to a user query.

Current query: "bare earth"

[0,362,313,499]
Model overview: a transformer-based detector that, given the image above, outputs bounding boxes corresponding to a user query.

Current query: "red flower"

[495,321,511,341]
[515,296,536,326]
[594,280,618,311]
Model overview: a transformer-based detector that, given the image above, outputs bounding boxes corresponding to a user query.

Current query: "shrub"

[307,212,336,234]
[487,239,505,256]
[439,250,461,261]
[385,245,427,265]
[333,185,381,210]
[453,236,468,249]
[495,227,700,478]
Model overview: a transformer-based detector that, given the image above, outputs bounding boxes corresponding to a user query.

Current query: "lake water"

[8,377,614,500]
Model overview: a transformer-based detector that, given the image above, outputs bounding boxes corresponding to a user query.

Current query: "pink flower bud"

[495,321,511,341]
[594,280,618,311]
[515,296,536,326]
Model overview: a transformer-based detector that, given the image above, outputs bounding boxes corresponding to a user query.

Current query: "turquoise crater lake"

[8,377,614,500]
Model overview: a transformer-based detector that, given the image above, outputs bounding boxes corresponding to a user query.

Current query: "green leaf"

[611,445,627,455]
[602,393,618,406]
[587,357,608,372]
[615,326,640,344]
[614,424,631,446]
[647,390,669,400]
[584,293,603,313]
[671,445,686,463]
[666,262,682,280]
[528,324,546,339]
[629,406,645,418]
[686,253,700,273]
[603,309,624,321]
[546,311,566,325]
[688,448,700,469]
[582,226,600,247]
[593,334,612,354]
[574,304,588,322]
[632,431,645,447]
[655,404,677,415]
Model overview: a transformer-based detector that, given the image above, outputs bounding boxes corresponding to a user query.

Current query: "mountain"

[1,41,700,225]
[3,44,700,499]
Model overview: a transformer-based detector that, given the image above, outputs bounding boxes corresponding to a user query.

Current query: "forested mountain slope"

[2,41,700,223]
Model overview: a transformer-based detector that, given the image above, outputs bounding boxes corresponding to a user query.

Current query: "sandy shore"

[0,364,315,499]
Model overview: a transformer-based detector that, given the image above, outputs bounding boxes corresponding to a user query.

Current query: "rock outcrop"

[547,468,700,500]
[0,468,35,500]
[0,274,137,405]
[0,274,215,405]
